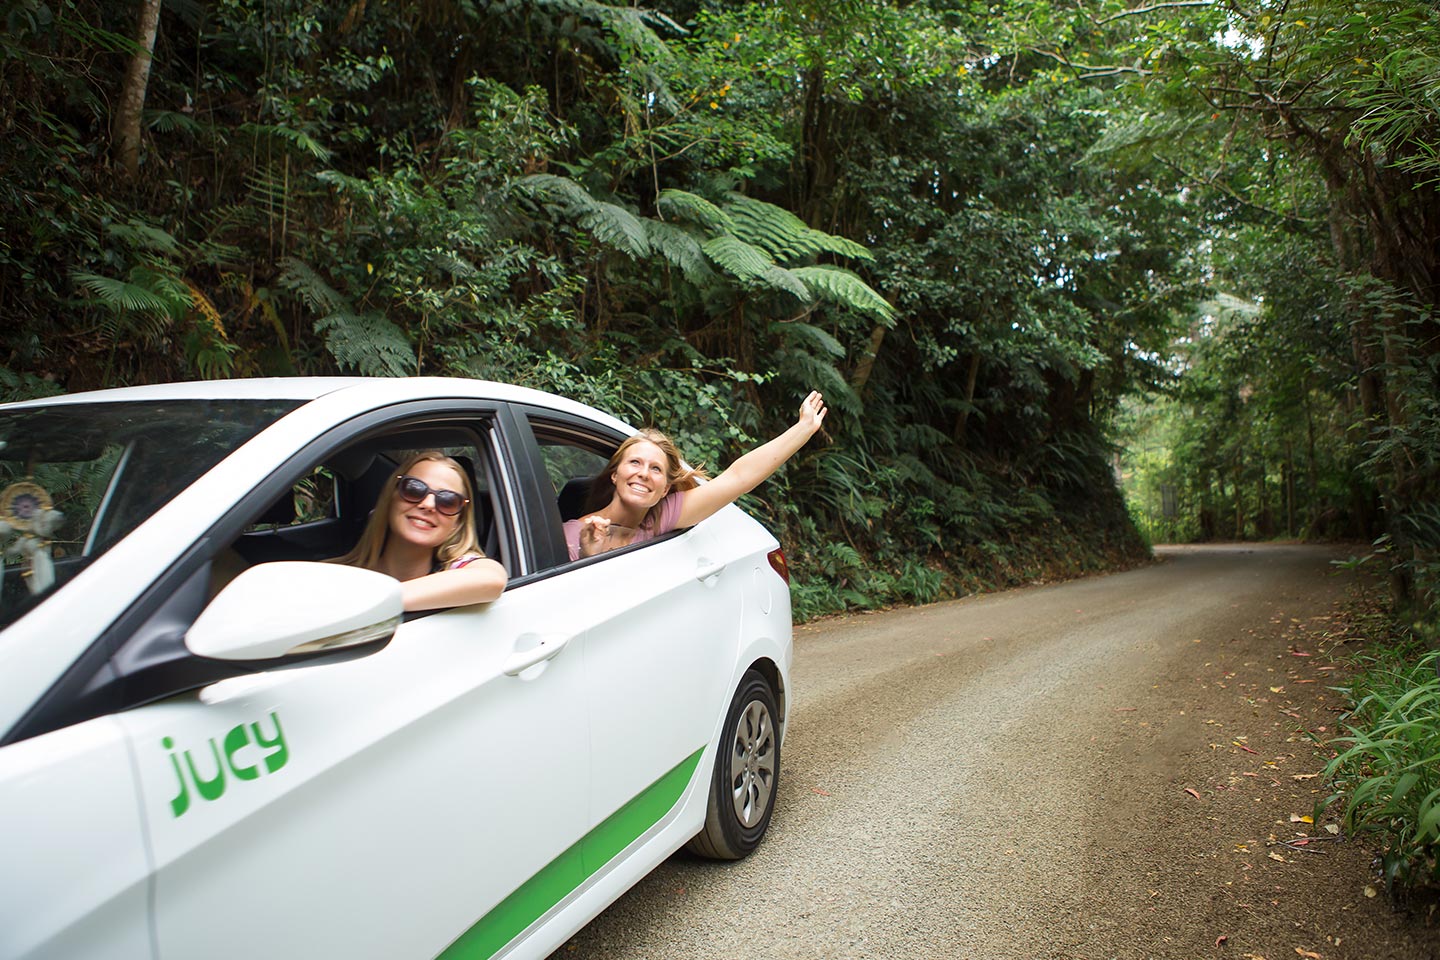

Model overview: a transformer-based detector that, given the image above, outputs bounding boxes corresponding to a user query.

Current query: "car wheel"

[687,669,780,860]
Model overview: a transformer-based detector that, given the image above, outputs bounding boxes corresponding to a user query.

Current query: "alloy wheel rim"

[729,699,775,828]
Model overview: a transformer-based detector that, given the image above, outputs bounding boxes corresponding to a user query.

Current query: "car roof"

[1,377,626,428]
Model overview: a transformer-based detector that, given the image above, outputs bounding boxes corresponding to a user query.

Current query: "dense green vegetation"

[1,0,1437,892]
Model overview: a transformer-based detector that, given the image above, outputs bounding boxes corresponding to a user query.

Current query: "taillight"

[767,548,790,585]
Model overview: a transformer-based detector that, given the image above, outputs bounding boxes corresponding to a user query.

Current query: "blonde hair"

[588,429,707,526]
[333,451,483,571]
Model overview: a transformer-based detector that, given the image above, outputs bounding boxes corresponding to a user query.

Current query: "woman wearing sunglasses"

[334,451,507,611]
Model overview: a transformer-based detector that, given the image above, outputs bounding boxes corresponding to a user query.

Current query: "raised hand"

[797,390,827,434]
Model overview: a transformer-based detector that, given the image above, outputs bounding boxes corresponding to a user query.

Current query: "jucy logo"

[161,712,289,818]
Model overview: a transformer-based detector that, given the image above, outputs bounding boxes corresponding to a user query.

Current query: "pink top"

[437,554,484,572]
[563,489,686,561]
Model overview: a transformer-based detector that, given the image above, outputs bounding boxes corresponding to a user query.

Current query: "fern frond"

[657,189,736,234]
[517,173,597,212]
[184,280,227,338]
[645,220,713,282]
[758,264,813,302]
[244,166,291,208]
[702,235,774,282]
[774,319,844,358]
[314,310,415,377]
[805,229,874,263]
[723,194,816,261]
[791,265,895,322]
[773,348,861,413]
[278,257,347,316]
[579,201,650,258]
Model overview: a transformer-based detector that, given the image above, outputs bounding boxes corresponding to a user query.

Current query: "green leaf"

[791,265,895,321]
[703,235,775,281]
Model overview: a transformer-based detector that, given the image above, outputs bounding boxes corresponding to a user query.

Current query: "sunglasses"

[395,475,469,516]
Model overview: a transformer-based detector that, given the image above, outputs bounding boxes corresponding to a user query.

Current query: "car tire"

[687,669,780,860]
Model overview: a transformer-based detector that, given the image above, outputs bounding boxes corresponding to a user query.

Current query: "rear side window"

[0,399,301,630]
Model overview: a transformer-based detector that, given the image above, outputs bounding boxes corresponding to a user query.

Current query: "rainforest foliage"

[1,0,1437,629]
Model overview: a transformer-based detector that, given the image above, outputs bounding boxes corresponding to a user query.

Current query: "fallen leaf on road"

[1217,935,1229,946]
[1243,954,1267,960]
[1295,950,1321,959]
[1289,814,1314,823]
[1270,686,1285,693]
[1234,741,1260,755]
[1185,787,1202,799]
[1325,824,1340,835]
[1289,649,1312,657]
[1364,886,1377,898]
[811,787,831,796]
[1268,851,1287,862]
[1292,773,1318,780]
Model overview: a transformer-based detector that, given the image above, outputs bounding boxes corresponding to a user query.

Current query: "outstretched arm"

[400,558,508,612]
[675,391,827,529]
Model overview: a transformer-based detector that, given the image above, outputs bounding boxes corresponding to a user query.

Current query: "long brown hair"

[586,429,707,526]
[333,451,483,571]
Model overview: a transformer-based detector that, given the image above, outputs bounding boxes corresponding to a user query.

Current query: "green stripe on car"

[439,748,704,959]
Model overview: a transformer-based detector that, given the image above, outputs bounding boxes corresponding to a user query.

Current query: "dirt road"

[555,544,1440,959]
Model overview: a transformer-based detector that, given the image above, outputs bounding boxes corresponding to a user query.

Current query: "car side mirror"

[186,562,403,661]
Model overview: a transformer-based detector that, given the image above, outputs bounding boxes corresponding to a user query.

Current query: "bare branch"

[1096,1,1215,26]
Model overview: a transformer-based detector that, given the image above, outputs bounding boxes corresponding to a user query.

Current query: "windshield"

[0,398,302,630]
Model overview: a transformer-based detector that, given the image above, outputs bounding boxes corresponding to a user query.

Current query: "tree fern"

[791,265,895,321]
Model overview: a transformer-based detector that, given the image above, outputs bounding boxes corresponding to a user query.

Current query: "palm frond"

[239,122,333,161]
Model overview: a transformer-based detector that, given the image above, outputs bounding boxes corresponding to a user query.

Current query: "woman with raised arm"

[335,450,507,611]
[565,390,827,561]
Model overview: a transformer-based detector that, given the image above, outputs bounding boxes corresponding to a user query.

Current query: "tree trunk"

[115,0,163,178]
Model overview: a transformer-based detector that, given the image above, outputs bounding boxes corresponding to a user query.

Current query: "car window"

[224,422,509,585]
[0,399,302,631]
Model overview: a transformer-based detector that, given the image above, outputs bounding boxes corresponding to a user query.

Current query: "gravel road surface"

[554,544,1440,959]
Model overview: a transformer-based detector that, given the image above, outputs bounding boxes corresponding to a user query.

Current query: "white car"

[0,377,792,960]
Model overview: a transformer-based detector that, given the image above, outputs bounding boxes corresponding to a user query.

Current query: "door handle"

[502,633,573,676]
[695,558,727,582]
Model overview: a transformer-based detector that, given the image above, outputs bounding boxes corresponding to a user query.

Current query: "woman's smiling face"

[389,459,465,552]
[611,440,670,511]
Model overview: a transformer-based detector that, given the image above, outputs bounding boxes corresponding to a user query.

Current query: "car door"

[113,407,594,960]
[514,410,741,844]
[0,717,152,960]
